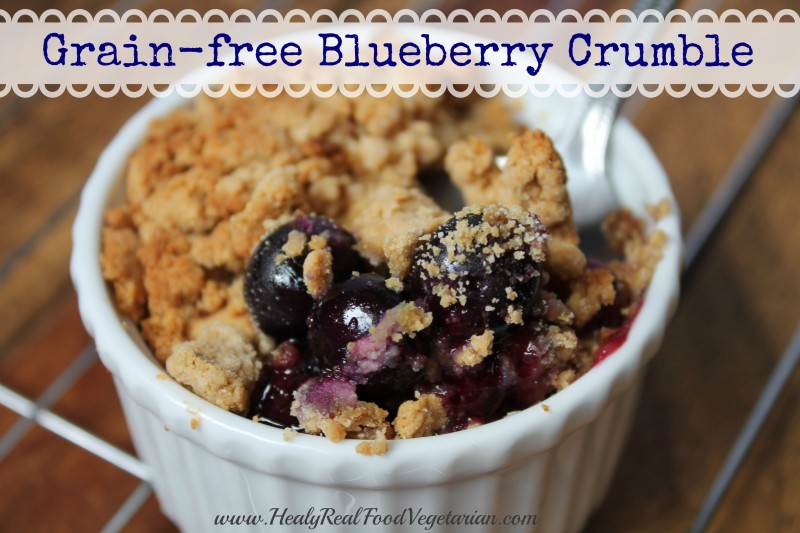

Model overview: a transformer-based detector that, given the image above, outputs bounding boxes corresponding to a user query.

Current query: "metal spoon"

[498,0,678,228]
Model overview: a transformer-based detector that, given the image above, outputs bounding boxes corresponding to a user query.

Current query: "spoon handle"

[575,0,679,181]
[582,0,679,135]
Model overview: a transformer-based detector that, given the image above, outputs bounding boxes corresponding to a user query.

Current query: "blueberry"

[418,320,566,431]
[407,206,548,367]
[245,215,366,338]
[248,339,312,429]
[496,324,559,409]
[420,354,514,432]
[307,273,401,370]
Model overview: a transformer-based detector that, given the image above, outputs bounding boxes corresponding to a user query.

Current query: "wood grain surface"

[1,1,798,532]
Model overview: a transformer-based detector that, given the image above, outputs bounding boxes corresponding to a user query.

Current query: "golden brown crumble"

[393,393,448,439]
[545,325,579,364]
[603,209,667,294]
[308,234,328,251]
[385,276,403,292]
[165,324,261,414]
[554,369,577,391]
[355,430,389,456]
[384,302,433,338]
[343,183,449,273]
[567,268,616,329]
[454,330,494,367]
[282,230,308,258]
[303,248,333,299]
[100,226,146,322]
[292,399,392,442]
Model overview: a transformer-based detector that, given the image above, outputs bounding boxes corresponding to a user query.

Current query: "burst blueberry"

[248,339,312,429]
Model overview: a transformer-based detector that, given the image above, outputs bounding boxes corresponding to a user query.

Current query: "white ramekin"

[71,88,681,532]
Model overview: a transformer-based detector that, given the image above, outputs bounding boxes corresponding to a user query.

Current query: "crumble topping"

[603,209,667,294]
[303,248,333,299]
[355,430,389,456]
[343,183,449,274]
[281,230,308,258]
[290,378,391,442]
[393,393,448,439]
[453,330,494,367]
[567,268,616,329]
[647,198,672,221]
[100,224,146,322]
[165,324,262,414]
[385,276,403,292]
[385,302,433,338]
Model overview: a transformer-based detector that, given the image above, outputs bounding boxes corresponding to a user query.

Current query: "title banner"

[1,9,799,97]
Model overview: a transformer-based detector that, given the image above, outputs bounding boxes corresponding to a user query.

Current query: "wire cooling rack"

[0,0,798,531]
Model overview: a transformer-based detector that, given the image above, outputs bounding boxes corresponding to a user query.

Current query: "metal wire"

[101,482,154,533]
[0,343,97,460]
[684,93,800,269]
[0,381,151,481]
[689,326,800,533]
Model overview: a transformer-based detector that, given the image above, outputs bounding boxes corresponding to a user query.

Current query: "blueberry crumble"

[100,93,668,454]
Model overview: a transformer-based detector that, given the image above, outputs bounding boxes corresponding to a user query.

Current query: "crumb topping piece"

[385,276,403,292]
[165,324,262,414]
[603,209,667,294]
[303,248,334,299]
[567,268,616,329]
[291,378,392,441]
[393,393,448,438]
[343,183,450,276]
[355,429,389,455]
[454,330,494,367]
[646,198,672,221]
[281,230,308,258]
[100,226,147,322]
[385,302,434,338]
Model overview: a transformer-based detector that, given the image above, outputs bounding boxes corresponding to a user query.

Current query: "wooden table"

[1,1,798,532]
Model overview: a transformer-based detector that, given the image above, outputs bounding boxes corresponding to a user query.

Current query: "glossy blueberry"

[307,273,401,371]
[244,215,366,338]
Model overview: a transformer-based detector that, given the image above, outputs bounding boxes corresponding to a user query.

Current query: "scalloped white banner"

[0,9,798,98]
